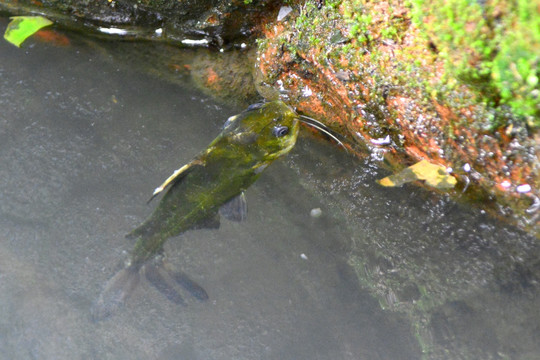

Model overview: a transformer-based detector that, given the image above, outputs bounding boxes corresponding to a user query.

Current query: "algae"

[407,0,540,129]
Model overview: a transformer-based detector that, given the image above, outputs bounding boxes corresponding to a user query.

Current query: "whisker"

[298,115,349,153]
[298,114,331,129]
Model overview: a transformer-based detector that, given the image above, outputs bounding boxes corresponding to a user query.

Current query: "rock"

[255,0,539,236]
[0,0,283,48]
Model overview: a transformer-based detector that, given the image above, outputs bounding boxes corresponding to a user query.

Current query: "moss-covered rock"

[255,0,539,236]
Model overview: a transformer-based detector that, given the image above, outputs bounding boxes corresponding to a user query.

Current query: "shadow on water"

[0,18,538,360]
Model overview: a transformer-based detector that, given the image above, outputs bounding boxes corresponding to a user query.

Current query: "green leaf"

[4,16,53,47]
[378,159,457,190]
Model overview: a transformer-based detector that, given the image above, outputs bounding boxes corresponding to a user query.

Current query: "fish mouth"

[298,115,349,152]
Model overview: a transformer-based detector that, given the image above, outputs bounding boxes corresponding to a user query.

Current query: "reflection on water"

[0,20,538,360]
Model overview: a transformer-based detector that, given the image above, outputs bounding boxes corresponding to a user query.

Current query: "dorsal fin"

[147,159,204,203]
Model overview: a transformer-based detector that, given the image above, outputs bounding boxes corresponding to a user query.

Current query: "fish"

[91,100,300,320]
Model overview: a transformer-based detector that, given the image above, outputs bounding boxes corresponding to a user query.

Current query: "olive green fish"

[91,101,299,319]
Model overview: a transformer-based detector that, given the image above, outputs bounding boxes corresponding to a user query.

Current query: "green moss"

[491,0,540,128]
[408,0,540,129]
[341,0,539,130]
[344,0,408,44]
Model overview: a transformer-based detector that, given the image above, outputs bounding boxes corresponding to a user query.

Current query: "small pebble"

[300,253,308,260]
[310,208,322,218]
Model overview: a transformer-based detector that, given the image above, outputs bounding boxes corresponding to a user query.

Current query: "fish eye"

[272,125,289,137]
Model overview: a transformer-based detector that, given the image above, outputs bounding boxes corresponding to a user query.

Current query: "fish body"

[92,101,299,319]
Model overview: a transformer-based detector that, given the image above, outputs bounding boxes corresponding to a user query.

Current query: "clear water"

[0,22,538,360]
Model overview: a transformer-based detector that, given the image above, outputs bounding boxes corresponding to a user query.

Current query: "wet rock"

[255,0,539,236]
[0,0,283,48]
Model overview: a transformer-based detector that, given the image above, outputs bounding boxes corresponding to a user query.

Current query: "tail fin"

[91,266,140,321]
[90,260,209,320]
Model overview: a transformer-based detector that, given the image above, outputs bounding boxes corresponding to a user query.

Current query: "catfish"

[91,101,300,320]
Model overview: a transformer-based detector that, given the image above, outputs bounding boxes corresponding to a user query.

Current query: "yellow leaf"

[378,177,396,187]
[378,159,456,190]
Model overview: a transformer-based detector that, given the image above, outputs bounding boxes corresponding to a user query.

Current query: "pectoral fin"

[147,159,204,203]
[219,192,247,222]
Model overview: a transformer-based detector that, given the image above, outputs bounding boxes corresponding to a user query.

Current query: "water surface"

[0,21,538,360]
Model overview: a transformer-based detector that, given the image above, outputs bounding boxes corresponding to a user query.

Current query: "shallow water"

[0,22,538,360]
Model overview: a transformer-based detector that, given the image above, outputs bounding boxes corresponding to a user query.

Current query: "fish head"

[220,101,299,160]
